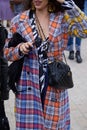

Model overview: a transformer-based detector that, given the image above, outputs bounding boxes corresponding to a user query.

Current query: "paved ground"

[4,38,87,130]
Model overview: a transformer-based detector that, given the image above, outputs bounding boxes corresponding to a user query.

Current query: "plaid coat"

[4,6,87,130]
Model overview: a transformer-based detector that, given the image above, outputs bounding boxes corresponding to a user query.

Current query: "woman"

[4,0,87,129]
[67,0,85,63]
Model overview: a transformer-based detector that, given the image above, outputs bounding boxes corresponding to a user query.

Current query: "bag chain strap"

[35,14,47,41]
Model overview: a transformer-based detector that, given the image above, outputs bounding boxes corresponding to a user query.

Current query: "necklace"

[35,14,47,41]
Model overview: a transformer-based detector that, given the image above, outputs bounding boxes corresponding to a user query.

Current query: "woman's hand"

[56,0,65,4]
[19,42,33,55]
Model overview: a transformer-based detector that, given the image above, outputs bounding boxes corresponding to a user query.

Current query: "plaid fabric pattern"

[4,5,87,130]
[44,86,70,130]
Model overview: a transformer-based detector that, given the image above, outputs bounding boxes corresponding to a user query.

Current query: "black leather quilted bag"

[48,60,74,89]
[8,32,26,94]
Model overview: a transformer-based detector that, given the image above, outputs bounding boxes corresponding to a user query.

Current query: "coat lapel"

[19,10,35,43]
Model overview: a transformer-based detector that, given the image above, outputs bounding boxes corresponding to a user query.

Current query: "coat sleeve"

[4,15,24,61]
[63,1,87,38]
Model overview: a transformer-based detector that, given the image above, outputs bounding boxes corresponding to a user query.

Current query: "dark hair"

[23,0,65,13]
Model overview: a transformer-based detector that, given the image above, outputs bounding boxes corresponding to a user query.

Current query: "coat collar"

[19,10,63,43]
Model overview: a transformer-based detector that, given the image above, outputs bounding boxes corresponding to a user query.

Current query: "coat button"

[27,71,30,75]
[28,87,31,90]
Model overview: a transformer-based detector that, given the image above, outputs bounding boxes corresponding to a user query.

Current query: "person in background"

[0,0,14,27]
[0,24,10,130]
[4,0,87,129]
[67,0,85,63]
[84,0,87,15]
[10,0,24,16]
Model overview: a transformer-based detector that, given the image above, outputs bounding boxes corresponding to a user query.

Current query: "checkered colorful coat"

[4,5,87,130]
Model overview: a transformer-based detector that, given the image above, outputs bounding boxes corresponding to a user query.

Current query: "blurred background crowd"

[0,0,27,27]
